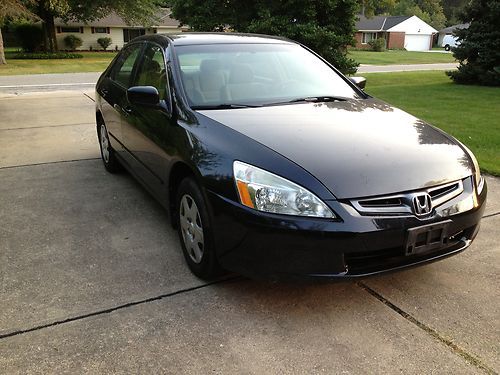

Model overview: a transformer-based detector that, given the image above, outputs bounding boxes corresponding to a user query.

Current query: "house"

[355,15,437,51]
[437,23,469,46]
[54,9,187,50]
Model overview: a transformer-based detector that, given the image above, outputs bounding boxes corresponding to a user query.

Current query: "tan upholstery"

[199,59,226,102]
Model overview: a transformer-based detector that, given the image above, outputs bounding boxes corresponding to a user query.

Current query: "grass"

[363,71,500,176]
[349,49,456,65]
[0,51,116,75]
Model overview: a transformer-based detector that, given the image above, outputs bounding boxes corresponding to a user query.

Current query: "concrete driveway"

[0,90,498,374]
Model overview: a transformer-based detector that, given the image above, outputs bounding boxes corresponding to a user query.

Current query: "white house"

[355,15,437,51]
[54,9,188,50]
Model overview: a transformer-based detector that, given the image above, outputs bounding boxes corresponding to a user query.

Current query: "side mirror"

[127,86,160,107]
[349,77,367,90]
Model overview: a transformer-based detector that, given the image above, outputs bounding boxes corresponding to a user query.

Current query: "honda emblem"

[413,193,432,216]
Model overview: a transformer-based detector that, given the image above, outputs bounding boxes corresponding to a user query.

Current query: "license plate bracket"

[405,220,452,256]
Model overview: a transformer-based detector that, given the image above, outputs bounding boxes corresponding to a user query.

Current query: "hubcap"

[179,194,204,264]
[100,124,110,163]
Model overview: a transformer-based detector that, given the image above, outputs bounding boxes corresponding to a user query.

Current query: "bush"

[97,37,112,51]
[14,24,43,52]
[63,35,83,50]
[12,52,83,59]
[368,38,386,52]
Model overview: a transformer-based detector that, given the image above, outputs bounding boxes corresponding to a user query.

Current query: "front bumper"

[207,178,487,280]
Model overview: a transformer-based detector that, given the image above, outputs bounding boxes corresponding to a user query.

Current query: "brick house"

[355,15,437,51]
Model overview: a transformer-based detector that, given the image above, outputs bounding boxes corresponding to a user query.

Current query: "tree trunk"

[0,28,6,65]
[39,1,58,52]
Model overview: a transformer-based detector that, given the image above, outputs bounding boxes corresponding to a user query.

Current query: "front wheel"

[444,44,451,51]
[176,177,223,279]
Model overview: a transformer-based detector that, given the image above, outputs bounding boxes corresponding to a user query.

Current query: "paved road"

[0,91,498,373]
[357,62,458,73]
[0,63,459,94]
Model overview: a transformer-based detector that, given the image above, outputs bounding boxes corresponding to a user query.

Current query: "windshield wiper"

[288,96,348,103]
[264,96,349,106]
[192,103,262,110]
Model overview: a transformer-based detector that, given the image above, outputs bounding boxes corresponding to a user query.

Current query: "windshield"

[174,43,360,108]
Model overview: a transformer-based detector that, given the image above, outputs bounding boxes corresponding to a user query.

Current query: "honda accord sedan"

[95,33,487,280]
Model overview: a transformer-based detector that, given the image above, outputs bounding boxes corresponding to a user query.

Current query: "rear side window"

[110,43,142,88]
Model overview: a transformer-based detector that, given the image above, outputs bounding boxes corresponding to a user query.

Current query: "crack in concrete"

[0,276,239,341]
[483,211,500,219]
[83,92,95,102]
[0,122,95,132]
[357,282,497,375]
[0,158,100,170]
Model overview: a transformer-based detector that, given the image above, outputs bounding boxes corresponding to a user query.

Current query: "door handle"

[101,89,109,97]
[123,106,134,114]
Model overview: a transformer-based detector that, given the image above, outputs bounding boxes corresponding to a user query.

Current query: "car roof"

[131,32,296,47]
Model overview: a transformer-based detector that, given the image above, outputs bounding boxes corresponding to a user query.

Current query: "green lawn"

[0,51,117,75]
[363,71,500,176]
[349,49,456,65]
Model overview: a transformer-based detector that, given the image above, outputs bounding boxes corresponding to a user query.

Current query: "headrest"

[229,64,254,84]
[200,59,222,73]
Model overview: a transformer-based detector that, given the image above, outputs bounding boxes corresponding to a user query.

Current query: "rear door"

[100,42,144,156]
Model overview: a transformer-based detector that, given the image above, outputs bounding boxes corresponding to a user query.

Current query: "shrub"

[368,38,386,52]
[63,35,83,50]
[12,52,83,59]
[97,37,112,51]
[14,24,43,52]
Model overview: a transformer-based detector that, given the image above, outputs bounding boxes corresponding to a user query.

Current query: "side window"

[110,43,142,88]
[134,43,169,100]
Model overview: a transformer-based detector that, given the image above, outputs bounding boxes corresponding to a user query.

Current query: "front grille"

[351,179,465,216]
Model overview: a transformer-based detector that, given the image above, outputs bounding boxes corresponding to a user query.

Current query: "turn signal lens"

[233,161,335,218]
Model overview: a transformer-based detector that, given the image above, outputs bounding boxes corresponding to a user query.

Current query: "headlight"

[233,161,335,218]
[461,144,484,195]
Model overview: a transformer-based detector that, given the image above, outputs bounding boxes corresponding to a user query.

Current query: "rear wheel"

[176,177,222,279]
[98,121,121,173]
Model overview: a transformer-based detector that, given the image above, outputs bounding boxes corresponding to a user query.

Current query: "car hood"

[198,98,472,199]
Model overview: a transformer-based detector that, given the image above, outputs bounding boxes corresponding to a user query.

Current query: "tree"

[442,0,467,26]
[0,0,36,64]
[447,0,500,86]
[358,0,396,17]
[171,0,359,74]
[30,0,161,52]
[392,0,446,30]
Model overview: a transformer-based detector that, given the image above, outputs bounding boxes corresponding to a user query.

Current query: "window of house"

[94,27,107,33]
[362,32,377,44]
[60,26,81,33]
[123,29,146,43]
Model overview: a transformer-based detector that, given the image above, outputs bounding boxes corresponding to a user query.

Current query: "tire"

[444,45,451,51]
[176,177,222,279]
[97,120,121,173]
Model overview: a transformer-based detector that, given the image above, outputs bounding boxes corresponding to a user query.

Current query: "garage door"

[404,34,431,51]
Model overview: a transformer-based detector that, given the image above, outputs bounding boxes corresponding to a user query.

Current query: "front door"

[121,42,174,204]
